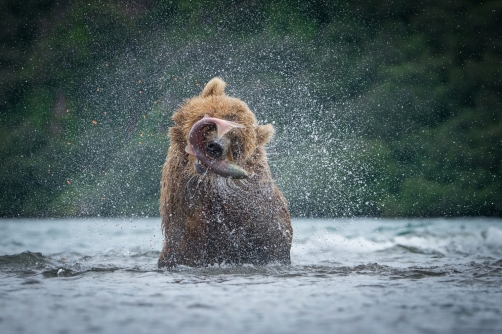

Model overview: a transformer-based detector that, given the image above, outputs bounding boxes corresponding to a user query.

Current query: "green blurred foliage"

[0,0,500,217]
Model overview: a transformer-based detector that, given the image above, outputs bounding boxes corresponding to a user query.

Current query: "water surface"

[1,218,501,334]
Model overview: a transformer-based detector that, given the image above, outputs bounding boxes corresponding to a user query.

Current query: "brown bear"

[158,77,292,268]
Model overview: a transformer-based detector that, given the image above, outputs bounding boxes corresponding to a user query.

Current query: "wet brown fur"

[158,77,292,267]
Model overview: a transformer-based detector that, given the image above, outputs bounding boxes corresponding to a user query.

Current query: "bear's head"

[170,77,274,178]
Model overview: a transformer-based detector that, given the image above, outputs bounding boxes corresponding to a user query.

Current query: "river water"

[1,217,501,334]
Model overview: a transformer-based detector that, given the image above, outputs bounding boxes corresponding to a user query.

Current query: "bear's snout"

[205,140,224,159]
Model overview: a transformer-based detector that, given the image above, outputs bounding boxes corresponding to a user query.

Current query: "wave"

[1,251,501,283]
[0,251,51,270]
[290,222,502,264]
[0,251,159,277]
[1,218,501,283]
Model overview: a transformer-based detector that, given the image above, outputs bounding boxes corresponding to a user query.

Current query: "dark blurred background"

[1,0,500,218]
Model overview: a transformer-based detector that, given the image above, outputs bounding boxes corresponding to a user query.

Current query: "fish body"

[185,116,248,179]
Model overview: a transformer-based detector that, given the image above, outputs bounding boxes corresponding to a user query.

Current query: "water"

[1,218,501,334]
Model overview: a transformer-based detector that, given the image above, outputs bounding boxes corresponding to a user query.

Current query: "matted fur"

[158,77,292,267]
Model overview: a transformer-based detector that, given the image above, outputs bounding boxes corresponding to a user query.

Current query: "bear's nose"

[205,140,224,159]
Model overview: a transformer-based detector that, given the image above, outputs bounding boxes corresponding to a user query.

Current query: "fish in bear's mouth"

[185,115,248,179]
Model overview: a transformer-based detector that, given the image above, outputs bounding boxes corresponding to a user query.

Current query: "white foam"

[484,226,502,247]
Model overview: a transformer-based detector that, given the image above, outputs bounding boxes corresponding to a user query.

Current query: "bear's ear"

[201,77,226,97]
[256,124,275,146]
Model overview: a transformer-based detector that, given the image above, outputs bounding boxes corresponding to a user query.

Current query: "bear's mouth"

[194,159,209,174]
[185,116,248,179]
